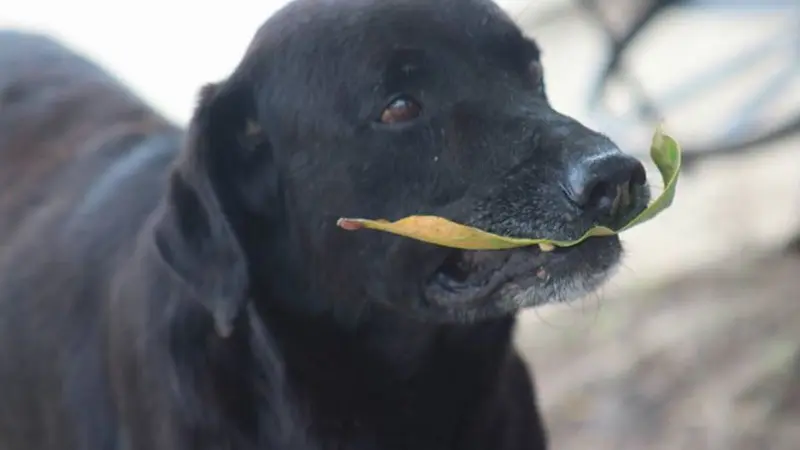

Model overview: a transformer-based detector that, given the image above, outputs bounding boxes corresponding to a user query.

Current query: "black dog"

[0,0,649,449]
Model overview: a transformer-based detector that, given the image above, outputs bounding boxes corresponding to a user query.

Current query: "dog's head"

[156,0,650,331]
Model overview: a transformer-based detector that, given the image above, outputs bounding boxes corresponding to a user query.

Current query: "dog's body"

[0,31,188,449]
[0,1,650,449]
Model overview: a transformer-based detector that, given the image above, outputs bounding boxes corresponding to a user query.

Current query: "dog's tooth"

[538,243,555,252]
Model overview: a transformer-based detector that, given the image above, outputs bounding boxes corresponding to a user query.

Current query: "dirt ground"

[516,248,800,449]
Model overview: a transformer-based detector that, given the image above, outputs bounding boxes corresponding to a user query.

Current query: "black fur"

[0,1,650,449]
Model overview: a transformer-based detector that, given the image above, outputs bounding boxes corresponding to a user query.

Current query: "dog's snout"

[564,148,647,219]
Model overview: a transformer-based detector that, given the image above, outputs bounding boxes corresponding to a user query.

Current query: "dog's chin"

[418,235,622,323]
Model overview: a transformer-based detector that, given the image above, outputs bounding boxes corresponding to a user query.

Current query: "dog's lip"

[422,244,569,307]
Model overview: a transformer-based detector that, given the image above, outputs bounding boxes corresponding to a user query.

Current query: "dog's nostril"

[565,152,647,219]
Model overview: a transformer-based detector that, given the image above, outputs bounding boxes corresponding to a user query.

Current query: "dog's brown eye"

[380,96,422,124]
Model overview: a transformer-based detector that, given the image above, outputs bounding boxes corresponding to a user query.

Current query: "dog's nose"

[564,149,647,219]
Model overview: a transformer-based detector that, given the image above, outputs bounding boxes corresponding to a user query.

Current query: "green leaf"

[337,126,681,250]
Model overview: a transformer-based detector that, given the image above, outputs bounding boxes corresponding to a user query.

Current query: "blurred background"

[2,0,800,448]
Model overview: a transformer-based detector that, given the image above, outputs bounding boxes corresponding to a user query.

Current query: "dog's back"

[0,31,180,449]
[0,31,178,238]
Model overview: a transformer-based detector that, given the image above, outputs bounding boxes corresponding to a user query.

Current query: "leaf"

[337,126,681,250]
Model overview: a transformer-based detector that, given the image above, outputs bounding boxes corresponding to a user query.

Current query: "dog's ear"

[153,77,274,338]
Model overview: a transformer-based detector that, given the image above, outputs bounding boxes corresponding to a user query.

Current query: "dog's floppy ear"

[153,77,273,338]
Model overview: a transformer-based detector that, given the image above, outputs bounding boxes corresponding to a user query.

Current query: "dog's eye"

[380,95,422,124]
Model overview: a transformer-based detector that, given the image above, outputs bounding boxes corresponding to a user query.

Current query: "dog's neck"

[249,296,518,441]
[259,299,442,374]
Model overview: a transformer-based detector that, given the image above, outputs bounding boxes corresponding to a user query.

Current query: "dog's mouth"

[421,236,620,317]
[426,245,557,303]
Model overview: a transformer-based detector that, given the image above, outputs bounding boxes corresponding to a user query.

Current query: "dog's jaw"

[498,261,618,310]
[416,235,622,323]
